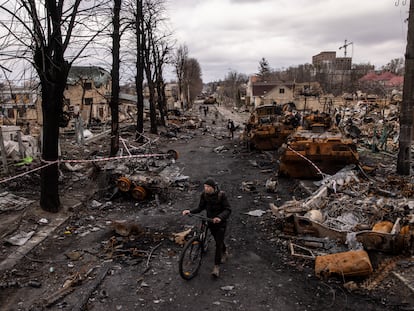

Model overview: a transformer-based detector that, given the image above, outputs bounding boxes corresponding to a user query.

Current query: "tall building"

[312,51,351,71]
[312,51,352,93]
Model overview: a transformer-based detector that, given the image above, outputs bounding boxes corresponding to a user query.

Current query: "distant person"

[24,122,30,135]
[335,113,341,126]
[293,112,301,127]
[182,178,231,278]
[227,119,235,139]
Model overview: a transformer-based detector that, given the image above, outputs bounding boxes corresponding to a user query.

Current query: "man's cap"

[204,178,217,188]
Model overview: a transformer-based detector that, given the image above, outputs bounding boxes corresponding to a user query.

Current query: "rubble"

[0,192,35,212]
[270,102,414,287]
[111,220,144,237]
[270,148,414,286]
[5,231,35,246]
[245,209,267,217]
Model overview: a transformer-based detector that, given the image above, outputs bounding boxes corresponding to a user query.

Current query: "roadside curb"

[0,209,69,272]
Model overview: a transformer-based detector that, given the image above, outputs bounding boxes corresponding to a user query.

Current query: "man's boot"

[221,251,229,264]
[211,265,220,277]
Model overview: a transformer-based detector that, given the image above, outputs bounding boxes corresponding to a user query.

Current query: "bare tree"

[382,57,405,75]
[142,4,157,134]
[0,0,110,212]
[123,0,171,137]
[221,70,247,107]
[153,39,173,126]
[173,44,188,107]
[183,58,203,106]
[141,0,170,134]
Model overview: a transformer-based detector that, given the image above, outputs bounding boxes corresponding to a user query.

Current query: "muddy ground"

[0,103,413,311]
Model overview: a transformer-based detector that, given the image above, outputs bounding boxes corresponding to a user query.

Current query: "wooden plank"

[69,264,110,310]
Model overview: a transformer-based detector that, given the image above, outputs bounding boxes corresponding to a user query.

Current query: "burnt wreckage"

[279,113,359,179]
[244,106,359,179]
[243,104,300,151]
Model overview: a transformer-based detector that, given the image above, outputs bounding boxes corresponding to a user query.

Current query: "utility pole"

[339,39,353,57]
[397,0,414,175]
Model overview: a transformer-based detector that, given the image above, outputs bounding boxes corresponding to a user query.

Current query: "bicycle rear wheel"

[179,236,203,280]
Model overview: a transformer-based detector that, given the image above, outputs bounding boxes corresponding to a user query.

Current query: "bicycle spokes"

[179,237,203,280]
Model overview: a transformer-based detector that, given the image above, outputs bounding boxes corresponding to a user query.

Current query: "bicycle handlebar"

[187,213,214,222]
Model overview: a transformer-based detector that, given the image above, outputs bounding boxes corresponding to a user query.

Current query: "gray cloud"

[167,0,408,82]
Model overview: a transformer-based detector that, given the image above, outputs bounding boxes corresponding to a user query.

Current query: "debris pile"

[270,164,414,287]
[338,100,400,153]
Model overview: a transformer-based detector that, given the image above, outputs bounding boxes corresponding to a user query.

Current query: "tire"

[179,236,203,280]
[201,230,211,253]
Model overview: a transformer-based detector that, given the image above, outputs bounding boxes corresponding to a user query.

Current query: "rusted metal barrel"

[117,176,131,192]
[315,250,373,278]
[131,185,147,201]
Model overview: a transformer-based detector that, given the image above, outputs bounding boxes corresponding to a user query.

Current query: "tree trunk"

[397,0,414,175]
[135,0,144,140]
[143,22,156,134]
[156,79,166,126]
[110,0,121,157]
[148,79,157,134]
[40,82,65,212]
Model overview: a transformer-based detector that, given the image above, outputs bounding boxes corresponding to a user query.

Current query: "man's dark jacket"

[190,190,231,227]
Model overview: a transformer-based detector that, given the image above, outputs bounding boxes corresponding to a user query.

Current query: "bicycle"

[178,214,213,280]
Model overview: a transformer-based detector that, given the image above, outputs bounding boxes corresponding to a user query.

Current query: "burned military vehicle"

[243,104,300,150]
[278,113,359,179]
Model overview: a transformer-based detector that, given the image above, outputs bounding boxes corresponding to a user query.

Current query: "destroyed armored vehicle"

[243,104,300,150]
[279,113,359,179]
[203,96,217,105]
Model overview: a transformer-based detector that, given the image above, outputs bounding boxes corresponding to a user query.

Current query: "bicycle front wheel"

[179,236,203,280]
[202,229,212,253]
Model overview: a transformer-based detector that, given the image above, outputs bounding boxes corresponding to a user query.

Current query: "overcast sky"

[165,0,409,83]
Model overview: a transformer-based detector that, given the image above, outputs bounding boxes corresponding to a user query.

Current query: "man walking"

[182,178,231,277]
[227,119,235,139]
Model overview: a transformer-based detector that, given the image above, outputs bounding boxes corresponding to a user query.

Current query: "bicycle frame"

[189,214,211,250]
